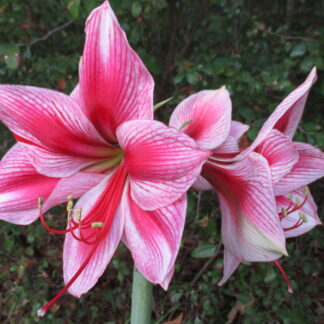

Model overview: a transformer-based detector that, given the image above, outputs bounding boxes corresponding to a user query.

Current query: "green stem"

[130,267,153,324]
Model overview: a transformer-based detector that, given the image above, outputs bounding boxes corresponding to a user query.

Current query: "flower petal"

[212,121,248,155]
[192,175,213,191]
[213,136,239,155]
[0,144,105,225]
[234,68,317,161]
[203,153,287,262]
[274,69,317,138]
[70,84,80,101]
[123,188,186,289]
[0,144,58,224]
[218,248,241,286]
[79,0,154,142]
[0,85,113,176]
[273,142,324,195]
[44,172,105,211]
[230,121,250,140]
[169,88,232,150]
[117,120,210,210]
[63,174,126,297]
[21,145,101,178]
[276,188,321,238]
[255,129,299,183]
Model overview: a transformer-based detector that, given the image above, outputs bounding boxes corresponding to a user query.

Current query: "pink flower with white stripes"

[0,1,209,316]
[171,68,323,291]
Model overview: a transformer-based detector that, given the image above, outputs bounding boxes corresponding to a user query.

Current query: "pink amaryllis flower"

[0,1,209,316]
[170,68,323,290]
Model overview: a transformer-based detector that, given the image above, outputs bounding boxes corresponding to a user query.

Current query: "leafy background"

[0,0,323,323]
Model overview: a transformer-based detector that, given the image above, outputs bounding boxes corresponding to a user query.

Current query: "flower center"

[83,147,125,174]
[37,163,127,316]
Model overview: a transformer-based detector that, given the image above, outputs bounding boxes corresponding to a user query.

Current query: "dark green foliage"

[0,0,323,323]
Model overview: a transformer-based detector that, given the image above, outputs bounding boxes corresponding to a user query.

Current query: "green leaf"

[300,57,315,72]
[264,267,276,284]
[5,53,18,69]
[67,0,80,20]
[153,97,173,111]
[0,44,18,56]
[192,242,217,258]
[131,2,142,18]
[186,71,200,85]
[82,0,96,14]
[290,43,306,58]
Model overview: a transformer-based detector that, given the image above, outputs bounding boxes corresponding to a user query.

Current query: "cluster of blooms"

[0,1,323,317]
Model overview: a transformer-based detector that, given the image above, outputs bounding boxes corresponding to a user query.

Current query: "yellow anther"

[38,197,44,208]
[66,196,74,220]
[75,208,82,222]
[298,212,308,223]
[67,200,74,211]
[91,222,104,228]
[303,187,309,196]
[281,207,288,217]
[287,194,293,200]
[295,198,301,206]
[67,195,74,201]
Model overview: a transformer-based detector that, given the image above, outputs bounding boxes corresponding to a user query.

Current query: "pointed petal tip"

[282,248,288,257]
[288,287,293,294]
[306,66,317,85]
[66,288,82,298]
[160,280,169,291]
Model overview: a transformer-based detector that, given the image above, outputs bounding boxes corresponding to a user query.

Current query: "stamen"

[37,163,128,316]
[295,198,301,207]
[75,208,82,222]
[283,218,303,231]
[91,222,104,228]
[67,195,74,220]
[38,197,44,208]
[38,197,79,235]
[298,212,308,223]
[274,260,293,293]
[279,193,309,232]
[281,208,288,218]
[303,187,309,196]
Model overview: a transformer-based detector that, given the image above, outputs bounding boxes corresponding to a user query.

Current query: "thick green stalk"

[130,267,153,324]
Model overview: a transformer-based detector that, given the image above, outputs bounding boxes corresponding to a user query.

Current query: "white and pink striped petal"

[123,189,186,289]
[218,248,242,286]
[63,172,126,297]
[234,68,317,161]
[203,153,287,262]
[79,0,154,142]
[0,144,58,224]
[0,85,112,177]
[255,129,299,183]
[276,188,321,238]
[117,120,210,210]
[169,88,232,150]
[274,142,324,195]
[0,144,104,225]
